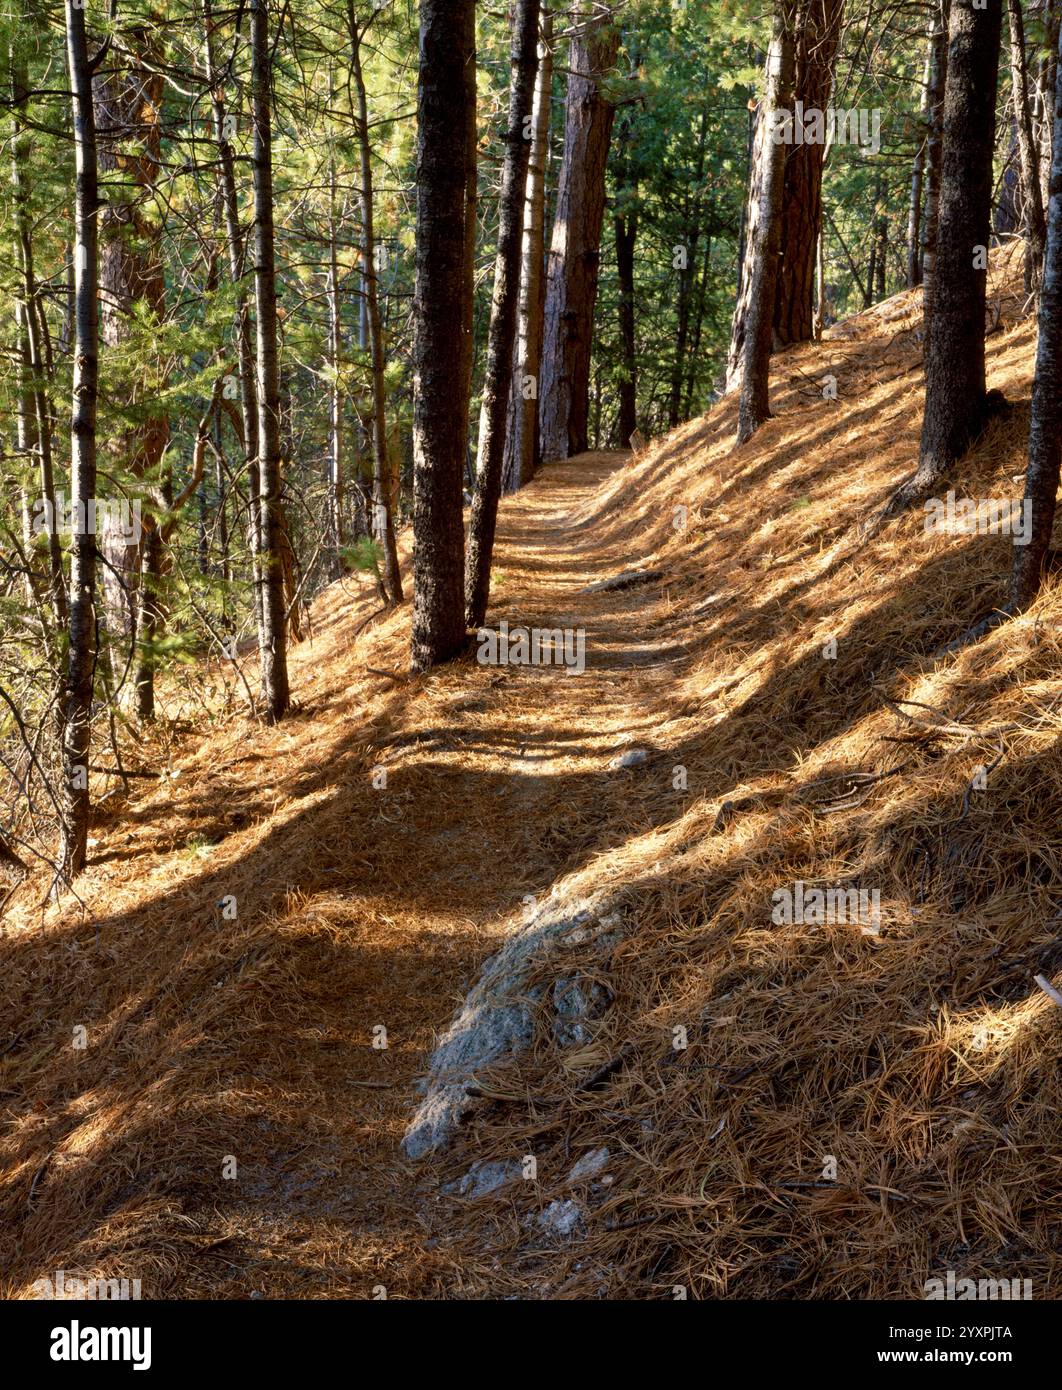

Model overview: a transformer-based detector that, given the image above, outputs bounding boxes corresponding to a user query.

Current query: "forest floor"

[3,243,1061,1299]
[2,446,669,1299]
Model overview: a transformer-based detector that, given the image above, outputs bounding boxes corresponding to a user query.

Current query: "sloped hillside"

[3,245,1060,1300]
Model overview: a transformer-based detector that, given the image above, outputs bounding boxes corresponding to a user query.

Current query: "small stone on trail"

[609,748,648,770]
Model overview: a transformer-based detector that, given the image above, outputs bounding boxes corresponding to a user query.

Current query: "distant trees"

[411,0,477,670]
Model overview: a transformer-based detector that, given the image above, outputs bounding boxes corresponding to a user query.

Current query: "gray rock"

[448,1159,524,1199]
[609,747,648,770]
[552,976,610,1047]
[567,1148,610,1184]
[537,1199,585,1238]
[403,894,607,1160]
[581,569,663,596]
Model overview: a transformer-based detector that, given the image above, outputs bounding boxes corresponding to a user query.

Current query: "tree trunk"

[736,3,796,445]
[684,231,713,414]
[884,0,1003,519]
[251,0,290,721]
[326,146,345,580]
[58,0,101,882]
[667,107,708,429]
[411,0,478,670]
[349,4,403,605]
[503,8,553,493]
[465,0,540,629]
[907,20,936,287]
[1008,0,1047,294]
[1012,19,1062,605]
[612,89,640,444]
[921,0,952,337]
[727,0,843,386]
[205,0,262,632]
[864,175,881,309]
[875,209,888,300]
[538,11,619,462]
[1037,0,1059,209]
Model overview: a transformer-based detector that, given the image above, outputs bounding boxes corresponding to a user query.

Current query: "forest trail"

[6,253,1062,1301]
[3,447,675,1300]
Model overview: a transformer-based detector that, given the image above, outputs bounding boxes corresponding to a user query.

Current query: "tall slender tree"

[465,0,540,629]
[251,0,290,719]
[58,0,104,881]
[349,3,403,605]
[503,7,553,493]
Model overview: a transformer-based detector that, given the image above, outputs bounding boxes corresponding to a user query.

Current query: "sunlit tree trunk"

[538,10,619,462]
[503,8,553,492]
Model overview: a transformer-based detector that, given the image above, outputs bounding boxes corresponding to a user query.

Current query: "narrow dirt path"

[4,449,679,1300]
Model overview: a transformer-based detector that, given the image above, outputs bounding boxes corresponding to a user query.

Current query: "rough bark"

[1012,19,1062,605]
[411,0,478,670]
[1037,0,1059,208]
[58,0,101,881]
[251,0,290,720]
[538,12,619,463]
[736,3,796,445]
[465,0,540,629]
[884,0,1003,519]
[502,8,553,493]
